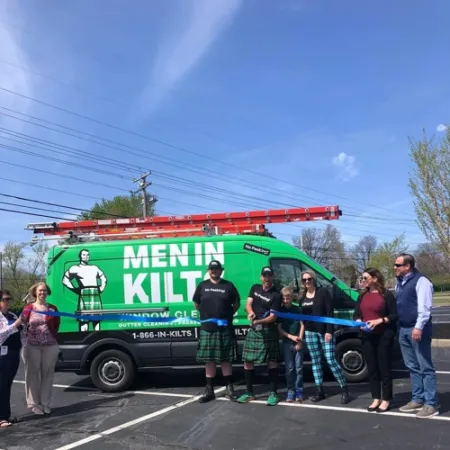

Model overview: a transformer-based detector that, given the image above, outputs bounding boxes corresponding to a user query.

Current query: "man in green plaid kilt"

[78,287,103,332]
[62,249,107,332]
[237,266,282,406]
[193,260,240,403]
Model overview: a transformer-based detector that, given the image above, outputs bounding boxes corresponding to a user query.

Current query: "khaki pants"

[21,345,59,408]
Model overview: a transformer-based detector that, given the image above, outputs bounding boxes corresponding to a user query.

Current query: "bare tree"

[351,235,378,273]
[293,224,345,270]
[408,128,450,258]
[414,242,449,277]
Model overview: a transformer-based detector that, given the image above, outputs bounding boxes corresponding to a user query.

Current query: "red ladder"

[26,206,342,241]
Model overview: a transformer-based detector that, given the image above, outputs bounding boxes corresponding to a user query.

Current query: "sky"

[0,0,449,256]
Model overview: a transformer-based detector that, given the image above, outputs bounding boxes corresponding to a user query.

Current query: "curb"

[432,339,450,348]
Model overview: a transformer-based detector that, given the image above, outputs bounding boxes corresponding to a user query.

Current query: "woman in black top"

[0,290,23,427]
[353,268,398,412]
[299,270,350,404]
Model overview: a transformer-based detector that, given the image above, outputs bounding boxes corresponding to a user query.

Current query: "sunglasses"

[1,297,12,301]
[394,264,406,268]
[302,277,313,282]
[361,276,370,281]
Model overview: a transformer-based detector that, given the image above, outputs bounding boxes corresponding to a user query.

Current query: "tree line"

[293,225,449,290]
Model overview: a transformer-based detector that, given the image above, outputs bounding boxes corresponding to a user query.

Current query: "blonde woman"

[299,270,350,404]
[21,282,60,415]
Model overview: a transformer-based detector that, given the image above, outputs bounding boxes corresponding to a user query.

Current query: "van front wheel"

[335,338,368,383]
[90,349,135,392]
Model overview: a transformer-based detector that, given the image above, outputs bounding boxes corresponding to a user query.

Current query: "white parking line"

[393,369,450,375]
[53,386,226,450]
[13,380,97,392]
[217,398,450,422]
[13,380,193,398]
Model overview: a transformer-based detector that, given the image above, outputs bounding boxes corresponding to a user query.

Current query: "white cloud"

[332,152,358,181]
[139,0,242,114]
[436,124,448,132]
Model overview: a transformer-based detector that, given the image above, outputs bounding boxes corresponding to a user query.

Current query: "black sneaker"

[199,386,215,403]
[225,384,237,402]
[341,386,350,404]
[310,385,325,402]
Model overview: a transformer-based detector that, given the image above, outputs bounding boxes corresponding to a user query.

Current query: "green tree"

[368,234,408,287]
[78,194,154,220]
[408,127,450,258]
[244,229,276,238]
[1,241,48,311]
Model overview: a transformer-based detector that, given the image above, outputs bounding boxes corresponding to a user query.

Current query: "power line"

[0,159,131,193]
[1,190,426,247]
[0,207,70,221]
[0,192,134,219]
[132,171,156,218]
[0,87,418,220]
[0,127,143,175]
[0,176,102,201]
[0,142,133,181]
[0,150,415,237]
[0,159,420,240]
[0,119,421,235]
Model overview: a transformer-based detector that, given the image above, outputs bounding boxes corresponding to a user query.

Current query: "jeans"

[0,348,20,420]
[399,322,438,407]
[282,340,304,393]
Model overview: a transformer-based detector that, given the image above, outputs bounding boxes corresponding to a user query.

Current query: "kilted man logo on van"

[62,249,107,332]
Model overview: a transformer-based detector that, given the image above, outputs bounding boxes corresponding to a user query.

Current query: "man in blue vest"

[394,253,439,418]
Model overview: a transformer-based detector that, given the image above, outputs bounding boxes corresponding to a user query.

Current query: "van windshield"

[271,257,357,308]
[271,258,303,295]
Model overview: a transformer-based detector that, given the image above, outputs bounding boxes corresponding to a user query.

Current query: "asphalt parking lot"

[2,347,450,450]
[434,306,450,323]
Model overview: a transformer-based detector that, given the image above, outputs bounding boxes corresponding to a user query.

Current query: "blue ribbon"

[19,309,228,327]
[268,309,372,332]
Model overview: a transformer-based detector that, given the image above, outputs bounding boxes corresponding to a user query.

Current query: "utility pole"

[133,171,157,217]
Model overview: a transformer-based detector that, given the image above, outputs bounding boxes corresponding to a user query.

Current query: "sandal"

[0,420,12,428]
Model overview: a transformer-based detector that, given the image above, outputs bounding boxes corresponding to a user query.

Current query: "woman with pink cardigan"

[21,282,60,415]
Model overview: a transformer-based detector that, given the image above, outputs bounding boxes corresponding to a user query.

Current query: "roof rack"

[26,206,342,243]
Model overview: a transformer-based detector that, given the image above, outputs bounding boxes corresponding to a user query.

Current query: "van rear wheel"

[90,349,135,392]
[335,338,368,383]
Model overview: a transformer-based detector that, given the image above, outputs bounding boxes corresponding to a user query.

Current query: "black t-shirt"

[301,294,316,332]
[193,279,240,331]
[248,284,282,328]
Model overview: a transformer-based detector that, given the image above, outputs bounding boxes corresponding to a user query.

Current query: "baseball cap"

[208,260,223,270]
[261,266,274,276]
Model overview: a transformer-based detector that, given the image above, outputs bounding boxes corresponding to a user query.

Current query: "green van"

[44,234,387,392]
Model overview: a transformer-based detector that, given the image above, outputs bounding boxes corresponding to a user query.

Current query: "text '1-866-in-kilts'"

[196,328,237,363]
[242,326,281,364]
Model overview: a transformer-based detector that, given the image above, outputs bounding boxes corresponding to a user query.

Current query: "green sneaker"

[266,391,279,406]
[237,392,256,403]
